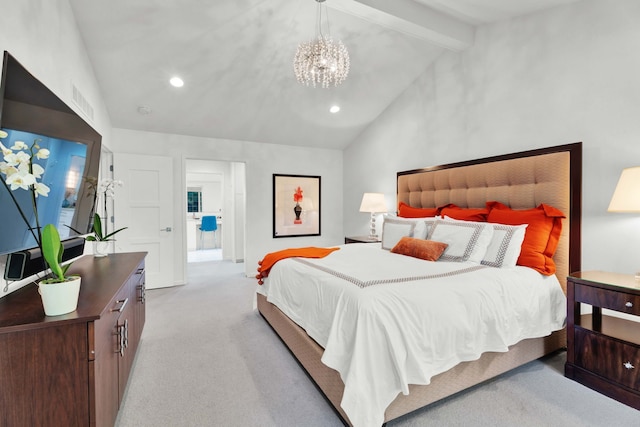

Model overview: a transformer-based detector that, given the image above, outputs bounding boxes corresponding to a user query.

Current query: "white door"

[113,153,174,289]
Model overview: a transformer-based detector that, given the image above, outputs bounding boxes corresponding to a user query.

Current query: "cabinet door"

[118,288,137,402]
[0,323,89,426]
[130,262,146,356]
[91,300,120,426]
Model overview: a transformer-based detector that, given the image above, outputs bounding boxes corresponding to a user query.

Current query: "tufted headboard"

[397,143,582,292]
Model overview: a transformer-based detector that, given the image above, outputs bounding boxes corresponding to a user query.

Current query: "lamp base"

[368,212,378,240]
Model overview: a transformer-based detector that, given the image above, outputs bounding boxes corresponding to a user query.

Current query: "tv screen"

[0,129,94,255]
[0,51,102,260]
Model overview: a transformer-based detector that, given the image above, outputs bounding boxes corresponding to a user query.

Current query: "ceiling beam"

[329,0,474,51]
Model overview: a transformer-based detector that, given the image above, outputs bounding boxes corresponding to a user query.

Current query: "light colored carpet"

[187,248,222,263]
[115,260,639,427]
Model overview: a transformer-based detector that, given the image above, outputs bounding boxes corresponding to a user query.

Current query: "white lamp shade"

[359,193,387,213]
[608,166,640,212]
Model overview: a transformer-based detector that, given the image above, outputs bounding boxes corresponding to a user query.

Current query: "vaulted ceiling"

[69,0,580,150]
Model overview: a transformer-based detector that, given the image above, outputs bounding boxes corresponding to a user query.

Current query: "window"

[187,190,202,213]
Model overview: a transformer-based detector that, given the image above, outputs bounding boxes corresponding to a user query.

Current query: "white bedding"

[256,243,566,427]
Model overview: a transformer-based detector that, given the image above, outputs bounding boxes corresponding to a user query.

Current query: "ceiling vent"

[71,82,95,122]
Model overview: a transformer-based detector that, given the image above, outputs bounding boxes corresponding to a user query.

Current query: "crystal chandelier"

[293,0,350,88]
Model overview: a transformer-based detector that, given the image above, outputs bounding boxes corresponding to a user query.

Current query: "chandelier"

[293,0,350,88]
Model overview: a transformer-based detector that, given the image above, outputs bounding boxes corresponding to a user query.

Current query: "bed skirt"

[257,292,566,426]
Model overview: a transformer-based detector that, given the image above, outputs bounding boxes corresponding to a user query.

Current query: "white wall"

[0,0,114,298]
[344,0,640,276]
[110,128,343,281]
[0,0,113,147]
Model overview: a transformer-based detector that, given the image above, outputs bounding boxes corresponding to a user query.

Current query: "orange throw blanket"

[256,247,340,285]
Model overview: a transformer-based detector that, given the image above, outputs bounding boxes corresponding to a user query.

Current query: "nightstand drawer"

[575,284,640,316]
[575,328,640,391]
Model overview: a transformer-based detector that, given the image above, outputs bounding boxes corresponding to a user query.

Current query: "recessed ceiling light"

[169,76,184,88]
[329,105,340,113]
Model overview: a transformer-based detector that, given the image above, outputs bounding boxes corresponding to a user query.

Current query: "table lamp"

[608,166,640,278]
[608,166,640,212]
[359,193,387,239]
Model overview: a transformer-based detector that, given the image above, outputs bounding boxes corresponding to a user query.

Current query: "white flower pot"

[38,276,82,316]
[93,241,110,257]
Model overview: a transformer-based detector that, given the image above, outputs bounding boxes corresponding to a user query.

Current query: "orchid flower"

[11,140,29,150]
[34,182,51,197]
[5,169,36,190]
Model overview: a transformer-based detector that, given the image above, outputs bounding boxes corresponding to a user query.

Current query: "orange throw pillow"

[391,237,448,261]
[486,201,565,275]
[398,202,439,218]
[440,204,489,222]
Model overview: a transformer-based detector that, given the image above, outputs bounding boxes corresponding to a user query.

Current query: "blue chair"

[199,216,218,249]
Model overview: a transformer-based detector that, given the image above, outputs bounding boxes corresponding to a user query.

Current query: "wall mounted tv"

[0,51,101,271]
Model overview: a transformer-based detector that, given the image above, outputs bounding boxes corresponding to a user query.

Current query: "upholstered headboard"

[397,143,582,292]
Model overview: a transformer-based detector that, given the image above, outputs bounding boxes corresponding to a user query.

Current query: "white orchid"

[0,131,53,246]
[34,181,51,197]
[80,178,127,241]
[6,170,36,190]
[11,140,29,150]
[35,148,50,160]
[0,129,78,283]
[31,163,45,179]
[97,179,124,198]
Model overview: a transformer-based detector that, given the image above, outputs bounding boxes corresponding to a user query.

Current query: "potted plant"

[75,212,127,257]
[71,178,127,257]
[0,131,81,316]
[38,224,82,315]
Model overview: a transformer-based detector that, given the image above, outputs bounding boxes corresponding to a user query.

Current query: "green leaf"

[93,213,104,239]
[102,227,128,241]
[41,224,64,280]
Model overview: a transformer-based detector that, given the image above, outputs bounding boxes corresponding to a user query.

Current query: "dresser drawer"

[574,283,640,316]
[574,328,640,391]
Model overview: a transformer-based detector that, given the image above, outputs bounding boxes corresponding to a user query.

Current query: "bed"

[257,143,582,426]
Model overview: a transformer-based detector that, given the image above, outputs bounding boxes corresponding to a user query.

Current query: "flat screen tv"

[0,52,101,276]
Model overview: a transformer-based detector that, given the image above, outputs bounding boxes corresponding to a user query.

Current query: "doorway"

[184,159,246,265]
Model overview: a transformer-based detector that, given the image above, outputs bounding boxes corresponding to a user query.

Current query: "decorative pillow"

[486,201,565,275]
[426,218,494,263]
[439,204,489,222]
[381,217,416,250]
[382,214,436,241]
[398,202,439,218]
[481,223,528,268]
[391,237,448,261]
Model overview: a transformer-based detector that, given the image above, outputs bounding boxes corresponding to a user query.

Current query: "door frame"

[181,156,246,272]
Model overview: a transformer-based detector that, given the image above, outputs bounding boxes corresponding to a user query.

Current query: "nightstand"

[565,271,640,410]
[344,236,381,244]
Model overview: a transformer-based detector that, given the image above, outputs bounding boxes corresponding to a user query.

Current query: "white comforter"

[256,243,566,427]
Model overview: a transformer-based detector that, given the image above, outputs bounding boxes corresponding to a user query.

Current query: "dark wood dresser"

[565,270,640,410]
[0,252,146,426]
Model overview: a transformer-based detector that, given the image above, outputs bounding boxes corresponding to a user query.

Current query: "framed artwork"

[273,174,321,238]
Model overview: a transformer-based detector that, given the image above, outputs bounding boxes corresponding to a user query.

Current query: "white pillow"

[383,214,436,240]
[481,223,527,268]
[381,217,416,250]
[427,218,494,263]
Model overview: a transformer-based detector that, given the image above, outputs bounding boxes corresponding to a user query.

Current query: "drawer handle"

[623,361,635,370]
[625,301,633,308]
[110,298,129,313]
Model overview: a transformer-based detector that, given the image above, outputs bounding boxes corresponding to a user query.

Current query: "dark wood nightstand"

[565,271,640,410]
[344,235,381,244]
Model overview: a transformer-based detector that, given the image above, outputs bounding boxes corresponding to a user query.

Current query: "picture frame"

[273,174,321,238]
